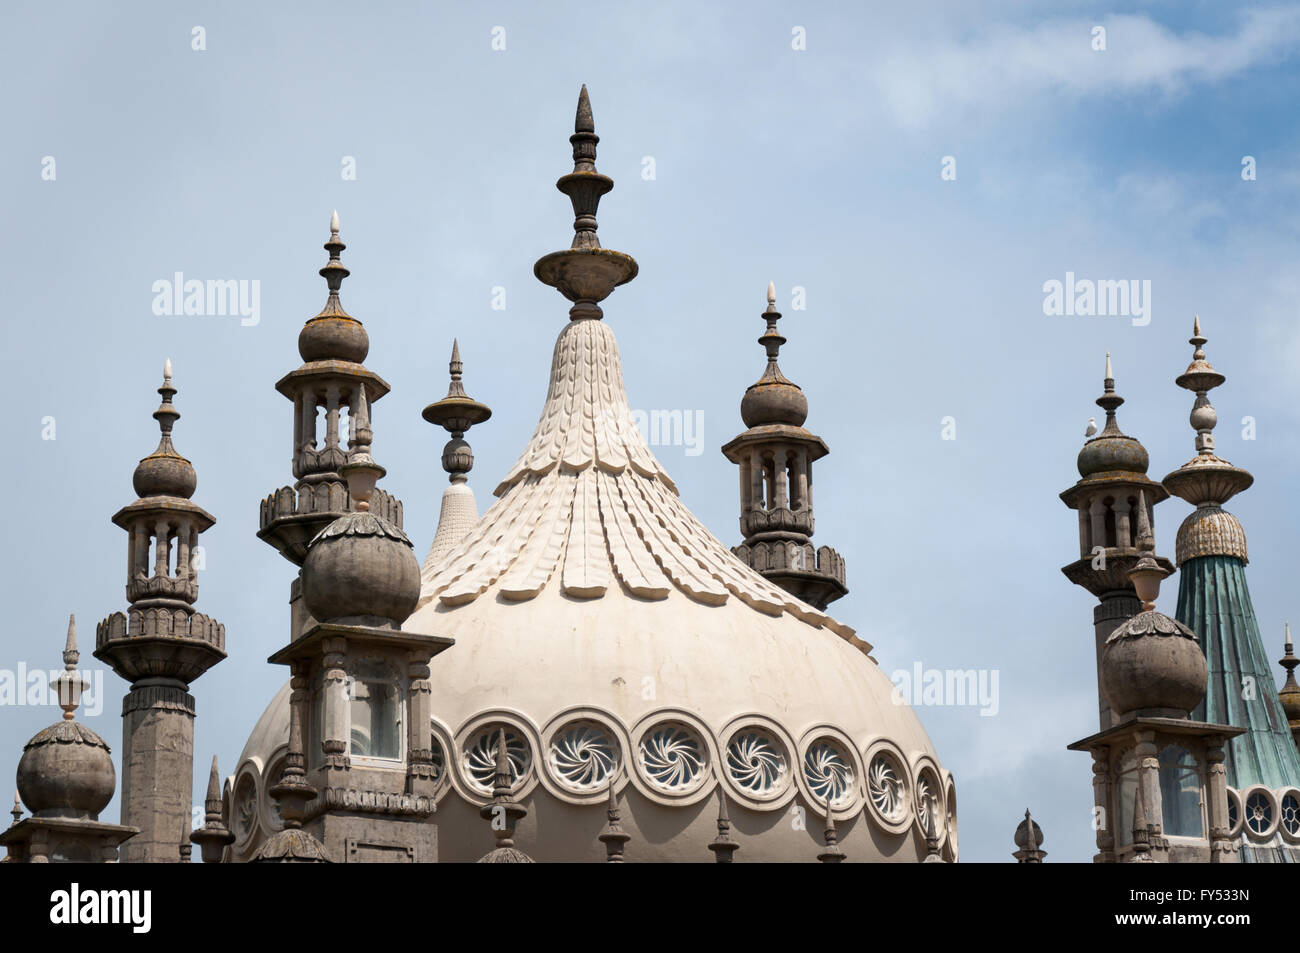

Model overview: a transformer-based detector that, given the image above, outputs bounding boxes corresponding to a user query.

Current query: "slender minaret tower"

[722,282,846,610]
[421,339,492,573]
[1060,354,1173,729]
[1279,624,1300,753]
[1163,317,1300,856]
[258,212,404,635]
[95,362,226,863]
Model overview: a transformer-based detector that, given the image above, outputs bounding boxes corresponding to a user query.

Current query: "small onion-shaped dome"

[298,315,370,364]
[741,376,808,428]
[133,448,197,499]
[1077,432,1149,478]
[301,511,420,625]
[1014,815,1044,850]
[1101,611,1207,718]
[1280,679,1300,725]
[16,721,115,820]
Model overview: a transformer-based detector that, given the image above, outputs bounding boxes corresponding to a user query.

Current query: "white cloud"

[871,9,1300,128]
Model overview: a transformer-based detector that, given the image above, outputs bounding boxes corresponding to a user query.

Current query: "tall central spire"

[534,85,639,321]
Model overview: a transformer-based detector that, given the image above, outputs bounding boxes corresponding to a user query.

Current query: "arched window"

[349,659,402,760]
[1158,745,1203,838]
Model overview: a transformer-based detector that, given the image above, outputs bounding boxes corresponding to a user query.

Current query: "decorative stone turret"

[1161,319,1300,842]
[1068,505,1242,863]
[258,212,403,570]
[265,400,453,863]
[95,363,225,863]
[1012,809,1046,863]
[722,282,847,610]
[1060,354,1173,730]
[421,340,492,572]
[2,617,137,862]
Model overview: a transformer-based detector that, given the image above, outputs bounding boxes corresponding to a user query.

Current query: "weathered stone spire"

[422,340,492,571]
[477,728,534,863]
[534,85,638,321]
[597,775,630,862]
[9,794,20,828]
[95,363,225,863]
[723,282,847,610]
[189,756,234,864]
[55,615,87,721]
[707,789,739,863]
[816,794,845,863]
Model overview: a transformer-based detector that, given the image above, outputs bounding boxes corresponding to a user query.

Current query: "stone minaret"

[259,386,452,863]
[421,339,491,572]
[1162,318,1300,824]
[1059,354,1173,730]
[1068,500,1242,863]
[722,283,846,610]
[95,362,226,863]
[258,212,404,638]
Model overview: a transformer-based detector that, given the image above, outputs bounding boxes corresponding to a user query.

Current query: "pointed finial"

[493,726,512,798]
[329,209,340,237]
[1288,622,1294,652]
[339,383,384,511]
[708,788,739,862]
[1193,313,1201,338]
[816,793,846,863]
[1128,489,1169,610]
[163,357,172,383]
[10,793,21,827]
[1105,351,1113,381]
[598,772,631,862]
[575,84,594,134]
[206,755,221,805]
[63,613,78,667]
[55,614,88,720]
[766,281,776,309]
[315,209,351,318]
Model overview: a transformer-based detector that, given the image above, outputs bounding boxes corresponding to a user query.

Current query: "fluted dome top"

[1175,505,1248,566]
[17,721,115,820]
[1280,679,1300,724]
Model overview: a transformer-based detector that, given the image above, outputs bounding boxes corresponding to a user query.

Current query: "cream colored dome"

[230,314,954,863]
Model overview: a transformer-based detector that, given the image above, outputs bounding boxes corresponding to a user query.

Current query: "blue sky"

[2,0,1299,863]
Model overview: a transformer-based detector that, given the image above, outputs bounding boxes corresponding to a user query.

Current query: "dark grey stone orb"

[17,721,115,820]
[1101,611,1207,717]
[301,512,420,626]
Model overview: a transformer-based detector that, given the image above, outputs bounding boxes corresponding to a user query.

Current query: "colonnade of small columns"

[739,445,813,514]
[127,516,199,599]
[1076,492,1154,558]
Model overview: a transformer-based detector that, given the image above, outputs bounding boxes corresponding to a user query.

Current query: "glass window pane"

[1157,745,1203,838]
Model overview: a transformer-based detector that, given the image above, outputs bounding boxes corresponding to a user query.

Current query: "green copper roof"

[1175,554,1300,789]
